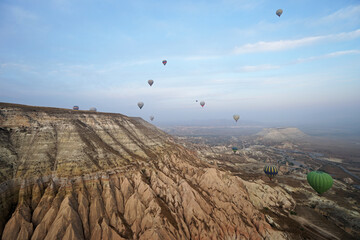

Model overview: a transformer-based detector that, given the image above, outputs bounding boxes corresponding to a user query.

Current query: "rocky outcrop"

[0,103,288,239]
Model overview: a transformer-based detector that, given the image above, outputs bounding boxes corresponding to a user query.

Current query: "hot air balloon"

[233,115,240,122]
[264,165,278,180]
[148,80,154,86]
[196,100,198,102]
[307,171,333,194]
[137,102,144,109]
[73,106,79,110]
[232,147,238,154]
[276,9,283,17]
[200,101,205,107]
[89,107,97,112]
[162,60,167,65]
[150,116,154,121]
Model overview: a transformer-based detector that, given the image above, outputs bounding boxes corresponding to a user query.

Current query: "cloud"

[183,55,220,61]
[238,64,280,72]
[294,49,360,64]
[321,5,360,23]
[7,5,38,23]
[233,29,360,54]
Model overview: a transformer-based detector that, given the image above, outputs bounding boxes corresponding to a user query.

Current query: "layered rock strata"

[0,103,290,239]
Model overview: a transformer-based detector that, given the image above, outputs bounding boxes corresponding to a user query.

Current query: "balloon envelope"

[276,9,283,17]
[148,80,154,86]
[264,165,278,179]
[200,101,205,107]
[307,171,333,194]
[73,106,79,110]
[233,115,240,122]
[150,116,154,121]
[137,102,144,109]
[89,107,97,112]
[162,60,167,65]
[232,147,238,153]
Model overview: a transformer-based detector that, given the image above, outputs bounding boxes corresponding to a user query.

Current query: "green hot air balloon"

[307,171,333,194]
[264,165,278,180]
[232,147,238,154]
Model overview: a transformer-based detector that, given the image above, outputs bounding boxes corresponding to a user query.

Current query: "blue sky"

[0,0,359,127]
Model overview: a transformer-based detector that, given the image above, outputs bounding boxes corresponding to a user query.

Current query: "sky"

[0,0,360,128]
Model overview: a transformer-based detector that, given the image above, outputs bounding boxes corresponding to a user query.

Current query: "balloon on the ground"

[276,9,283,17]
[89,107,97,112]
[264,165,278,180]
[307,171,333,194]
[137,102,144,109]
[233,115,240,122]
[150,116,154,121]
[162,60,167,65]
[73,106,79,110]
[148,80,154,86]
[200,101,205,107]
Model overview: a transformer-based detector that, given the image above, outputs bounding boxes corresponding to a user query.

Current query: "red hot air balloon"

[162,60,167,65]
[200,101,205,107]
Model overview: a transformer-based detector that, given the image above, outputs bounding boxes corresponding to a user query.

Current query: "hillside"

[0,103,290,239]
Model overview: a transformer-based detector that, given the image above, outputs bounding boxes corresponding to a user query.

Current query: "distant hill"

[255,127,309,142]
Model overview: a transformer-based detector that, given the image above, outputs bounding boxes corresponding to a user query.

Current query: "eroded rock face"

[0,103,289,239]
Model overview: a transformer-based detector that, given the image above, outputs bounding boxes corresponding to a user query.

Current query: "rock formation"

[0,103,291,239]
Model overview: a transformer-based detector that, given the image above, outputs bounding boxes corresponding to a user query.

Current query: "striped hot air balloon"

[307,171,333,194]
[73,106,79,110]
[264,165,278,180]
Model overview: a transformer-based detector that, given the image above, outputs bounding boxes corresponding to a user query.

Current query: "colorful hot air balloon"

[232,147,238,154]
[233,115,240,122]
[150,116,154,121]
[200,101,205,107]
[73,106,79,110]
[148,80,154,86]
[162,60,167,65]
[137,102,144,109]
[307,171,333,194]
[276,9,283,17]
[264,165,278,180]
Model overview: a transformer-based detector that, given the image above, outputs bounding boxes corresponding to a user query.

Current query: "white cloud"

[321,5,360,23]
[233,29,360,54]
[7,5,38,22]
[294,49,360,64]
[239,64,280,72]
[183,55,220,61]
